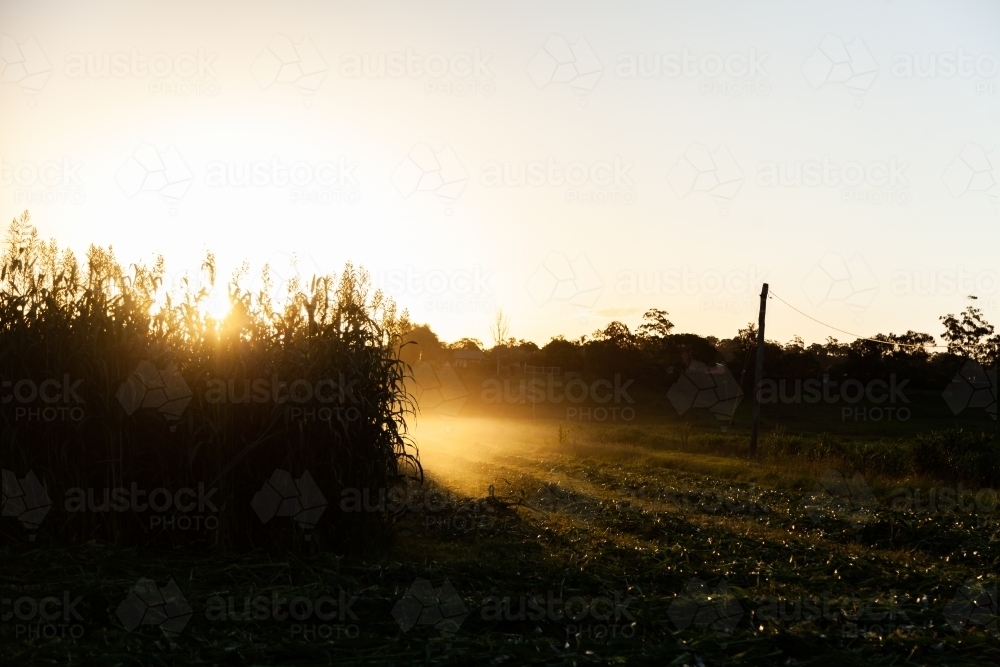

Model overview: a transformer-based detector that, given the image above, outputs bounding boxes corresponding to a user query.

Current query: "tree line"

[402,299,999,392]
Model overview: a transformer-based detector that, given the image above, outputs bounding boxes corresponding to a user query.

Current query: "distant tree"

[660,333,721,368]
[806,336,848,371]
[636,308,674,340]
[940,296,999,365]
[400,323,447,364]
[884,331,935,358]
[490,308,510,349]
[716,322,757,364]
[447,337,484,351]
[539,335,583,371]
[592,320,635,347]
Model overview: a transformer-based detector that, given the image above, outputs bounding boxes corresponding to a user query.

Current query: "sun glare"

[204,289,232,321]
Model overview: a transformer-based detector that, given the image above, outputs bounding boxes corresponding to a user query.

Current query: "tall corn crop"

[0,212,419,552]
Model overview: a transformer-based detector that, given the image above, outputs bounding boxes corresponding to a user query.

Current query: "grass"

[4,415,999,664]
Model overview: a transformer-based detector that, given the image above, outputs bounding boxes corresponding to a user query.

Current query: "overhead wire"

[766,289,949,350]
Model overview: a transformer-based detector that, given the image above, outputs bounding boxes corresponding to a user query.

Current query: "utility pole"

[749,283,768,458]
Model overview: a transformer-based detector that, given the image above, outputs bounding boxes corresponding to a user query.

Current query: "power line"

[767,289,949,350]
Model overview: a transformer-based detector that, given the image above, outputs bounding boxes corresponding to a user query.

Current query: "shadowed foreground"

[4,417,998,666]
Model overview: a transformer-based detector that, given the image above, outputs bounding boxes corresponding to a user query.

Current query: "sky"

[1,0,998,347]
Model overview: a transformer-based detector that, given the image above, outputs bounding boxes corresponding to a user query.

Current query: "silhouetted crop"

[1,212,419,552]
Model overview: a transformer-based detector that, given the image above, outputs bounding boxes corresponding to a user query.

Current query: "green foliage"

[940,296,1000,365]
[913,428,1000,487]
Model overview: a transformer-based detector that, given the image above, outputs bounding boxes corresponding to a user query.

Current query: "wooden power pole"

[749,283,768,458]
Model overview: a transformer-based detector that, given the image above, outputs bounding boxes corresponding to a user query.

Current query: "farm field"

[4,416,998,666]
[5,2,1000,666]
